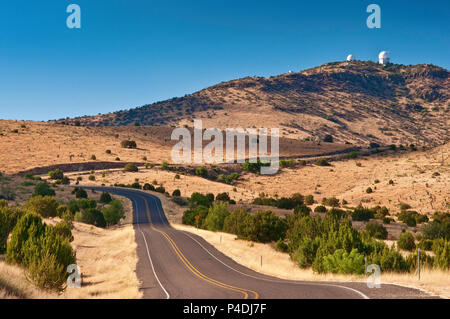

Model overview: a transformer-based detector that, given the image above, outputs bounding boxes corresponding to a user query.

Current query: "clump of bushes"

[321,197,340,207]
[33,182,55,197]
[101,200,124,226]
[253,193,304,210]
[280,159,296,168]
[398,210,429,227]
[195,166,208,177]
[217,172,239,184]
[351,205,374,221]
[365,221,388,239]
[48,169,64,180]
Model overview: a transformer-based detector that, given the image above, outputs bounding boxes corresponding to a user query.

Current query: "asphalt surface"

[83,186,437,299]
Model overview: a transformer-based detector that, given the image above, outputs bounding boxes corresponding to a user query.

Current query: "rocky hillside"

[59,61,449,147]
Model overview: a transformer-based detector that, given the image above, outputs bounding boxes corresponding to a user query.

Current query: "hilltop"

[58,61,449,147]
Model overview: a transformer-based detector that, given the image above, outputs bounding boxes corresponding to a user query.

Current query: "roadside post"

[418,248,421,280]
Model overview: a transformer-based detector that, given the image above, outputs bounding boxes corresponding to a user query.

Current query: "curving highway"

[82,186,435,299]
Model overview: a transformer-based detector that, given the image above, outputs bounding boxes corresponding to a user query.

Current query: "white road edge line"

[149,194,369,300]
[131,198,170,299]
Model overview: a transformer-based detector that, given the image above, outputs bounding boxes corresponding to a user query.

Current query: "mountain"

[58,61,449,147]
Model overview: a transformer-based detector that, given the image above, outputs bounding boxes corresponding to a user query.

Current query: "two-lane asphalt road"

[82,186,436,299]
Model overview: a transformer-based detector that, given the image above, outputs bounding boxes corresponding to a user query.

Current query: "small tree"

[99,192,112,204]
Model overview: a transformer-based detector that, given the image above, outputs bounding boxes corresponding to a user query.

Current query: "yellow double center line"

[139,195,259,299]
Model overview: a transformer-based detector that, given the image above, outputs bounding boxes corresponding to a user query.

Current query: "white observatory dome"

[378,51,390,64]
[347,54,355,61]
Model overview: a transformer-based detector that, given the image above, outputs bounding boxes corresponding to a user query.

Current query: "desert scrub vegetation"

[252,193,304,210]
[217,172,239,184]
[181,193,450,274]
[2,202,76,291]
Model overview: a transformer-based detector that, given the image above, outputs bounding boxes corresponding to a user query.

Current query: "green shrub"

[195,166,208,177]
[323,135,333,143]
[292,237,320,268]
[397,232,416,251]
[417,239,433,251]
[0,209,8,253]
[143,183,155,191]
[161,161,169,170]
[345,151,358,159]
[6,213,46,265]
[99,192,112,204]
[72,187,88,199]
[33,182,55,197]
[101,200,124,226]
[432,239,450,270]
[275,238,289,253]
[88,175,96,181]
[315,159,331,166]
[204,203,229,231]
[422,220,450,240]
[48,169,64,180]
[182,205,209,228]
[365,222,388,239]
[223,210,248,235]
[24,225,76,290]
[242,160,269,174]
[124,163,139,172]
[314,205,327,213]
[366,187,373,194]
[242,211,287,243]
[294,204,311,217]
[155,186,165,194]
[322,249,365,274]
[121,140,137,149]
[188,192,213,208]
[215,192,231,202]
[279,159,296,168]
[53,221,74,242]
[172,189,181,197]
[24,196,59,218]
[75,208,106,227]
[352,205,374,221]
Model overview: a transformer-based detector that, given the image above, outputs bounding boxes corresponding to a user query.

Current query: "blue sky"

[0,0,449,121]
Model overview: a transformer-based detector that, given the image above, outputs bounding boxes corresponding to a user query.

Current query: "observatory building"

[346,54,355,62]
[378,51,390,64]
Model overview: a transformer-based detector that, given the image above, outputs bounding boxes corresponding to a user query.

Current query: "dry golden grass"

[0,259,58,299]
[61,221,142,299]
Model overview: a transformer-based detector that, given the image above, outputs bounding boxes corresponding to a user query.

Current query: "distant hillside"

[58,61,449,147]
